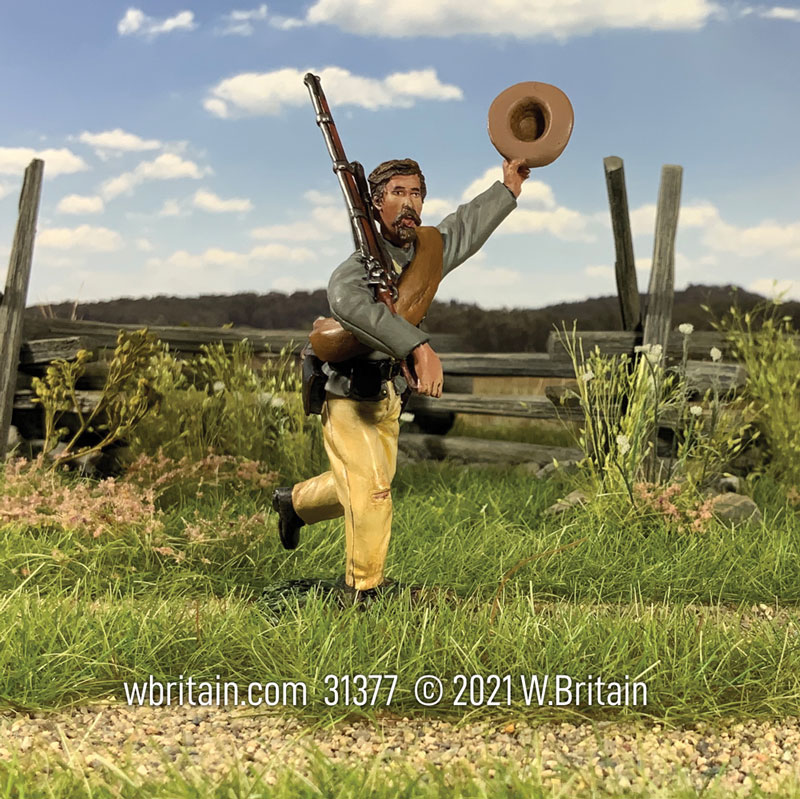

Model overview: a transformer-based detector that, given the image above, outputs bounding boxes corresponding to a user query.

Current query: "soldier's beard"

[391,208,422,244]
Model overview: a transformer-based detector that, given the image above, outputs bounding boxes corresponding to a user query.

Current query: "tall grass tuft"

[713,300,800,486]
[556,323,752,521]
[125,338,326,485]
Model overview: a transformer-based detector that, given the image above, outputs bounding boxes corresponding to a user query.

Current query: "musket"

[303,72,418,391]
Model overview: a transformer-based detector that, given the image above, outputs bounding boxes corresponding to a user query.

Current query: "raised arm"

[438,158,529,278]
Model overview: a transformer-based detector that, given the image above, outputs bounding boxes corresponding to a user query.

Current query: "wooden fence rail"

[11,322,750,432]
[5,154,782,464]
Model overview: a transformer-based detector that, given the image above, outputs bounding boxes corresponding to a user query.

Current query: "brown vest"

[309,226,444,362]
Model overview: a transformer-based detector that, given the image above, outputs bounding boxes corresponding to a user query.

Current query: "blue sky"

[1,0,799,310]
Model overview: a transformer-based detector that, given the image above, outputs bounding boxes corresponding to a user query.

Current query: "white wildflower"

[678,323,694,336]
[616,434,631,455]
[690,405,703,417]
[636,343,663,365]
[581,369,595,383]
[258,391,284,407]
[710,346,722,362]
[212,380,225,393]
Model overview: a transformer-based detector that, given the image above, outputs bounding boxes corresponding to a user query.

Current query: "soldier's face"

[375,174,423,246]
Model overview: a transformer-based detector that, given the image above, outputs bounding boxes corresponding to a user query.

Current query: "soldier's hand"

[502,158,531,198]
[411,342,443,397]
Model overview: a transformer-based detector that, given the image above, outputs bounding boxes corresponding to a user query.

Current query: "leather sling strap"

[309,226,444,362]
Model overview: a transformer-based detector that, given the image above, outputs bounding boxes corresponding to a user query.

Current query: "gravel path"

[3,704,800,794]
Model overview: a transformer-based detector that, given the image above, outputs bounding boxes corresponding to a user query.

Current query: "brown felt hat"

[488,81,574,168]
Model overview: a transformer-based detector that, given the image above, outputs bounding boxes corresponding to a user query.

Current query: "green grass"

[2,588,799,719]
[1,462,799,719]
[3,750,800,799]
[3,463,797,605]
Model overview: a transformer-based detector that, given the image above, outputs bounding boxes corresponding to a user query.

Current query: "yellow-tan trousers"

[291,383,402,590]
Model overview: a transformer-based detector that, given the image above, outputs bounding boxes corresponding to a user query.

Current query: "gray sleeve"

[327,252,430,360]
[437,181,517,278]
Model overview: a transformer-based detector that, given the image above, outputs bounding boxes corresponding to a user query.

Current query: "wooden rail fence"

[2,155,778,464]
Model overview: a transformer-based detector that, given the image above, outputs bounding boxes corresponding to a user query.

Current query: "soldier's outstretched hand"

[502,158,531,198]
[411,342,443,397]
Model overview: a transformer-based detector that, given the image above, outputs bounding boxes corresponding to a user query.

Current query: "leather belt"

[331,357,402,400]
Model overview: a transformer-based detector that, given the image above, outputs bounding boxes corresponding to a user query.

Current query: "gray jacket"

[323,180,517,396]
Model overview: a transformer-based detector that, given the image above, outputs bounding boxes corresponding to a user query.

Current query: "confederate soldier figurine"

[272,156,530,594]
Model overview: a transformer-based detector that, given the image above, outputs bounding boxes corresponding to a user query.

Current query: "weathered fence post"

[0,159,44,459]
[642,164,682,360]
[603,156,641,332]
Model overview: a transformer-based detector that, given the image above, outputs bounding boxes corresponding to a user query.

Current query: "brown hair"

[368,158,427,208]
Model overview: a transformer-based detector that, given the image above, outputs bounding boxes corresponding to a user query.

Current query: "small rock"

[517,461,544,476]
[546,489,589,516]
[6,425,21,450]
[396,451,416,468]
[716,475,741,494]
[537,460,580,479]
[712,493,762,525]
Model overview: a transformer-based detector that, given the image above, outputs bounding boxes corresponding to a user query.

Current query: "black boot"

[272,486,305,550]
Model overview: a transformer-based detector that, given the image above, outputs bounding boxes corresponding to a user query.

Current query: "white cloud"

[219,4,268,35]
[630,197,800,262]
[251,221,333,241]
[250,188,349,241]
[250,243,316,261]
[78,129,162,155]
[101,153,207,199]
[702,218,800,259]
[678,202,722,228]
[146,243,315,275]
[584,265,614,279]
[159,199,182,217]
[118,8,145,34]
[629,201,722,237]
[759,6,800,22]
[303,189,338,205]
[270,16,305,30]
[748,278,800,300]
[0,147,88,177]
[204,66,462,118]
[419,197,456,220]
[117,7,196,37]
[56,194,105,214]
[34,254,80,270]
[135,238,154,252]
[301,0,720,38]
[38,225,123,252]
[459,168,504,203]
[437,256,526,307]
[635,257,652,279]
[458,168,556,210]
[629,204,656,237]
[0,183,12,200]
[413,167,591,241]
[502,206,594,241]
[203,99,229,118]
[153,248,250,270]
[192,188,253,213]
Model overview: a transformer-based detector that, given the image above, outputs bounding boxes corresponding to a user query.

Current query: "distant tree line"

[27,284,800,353]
